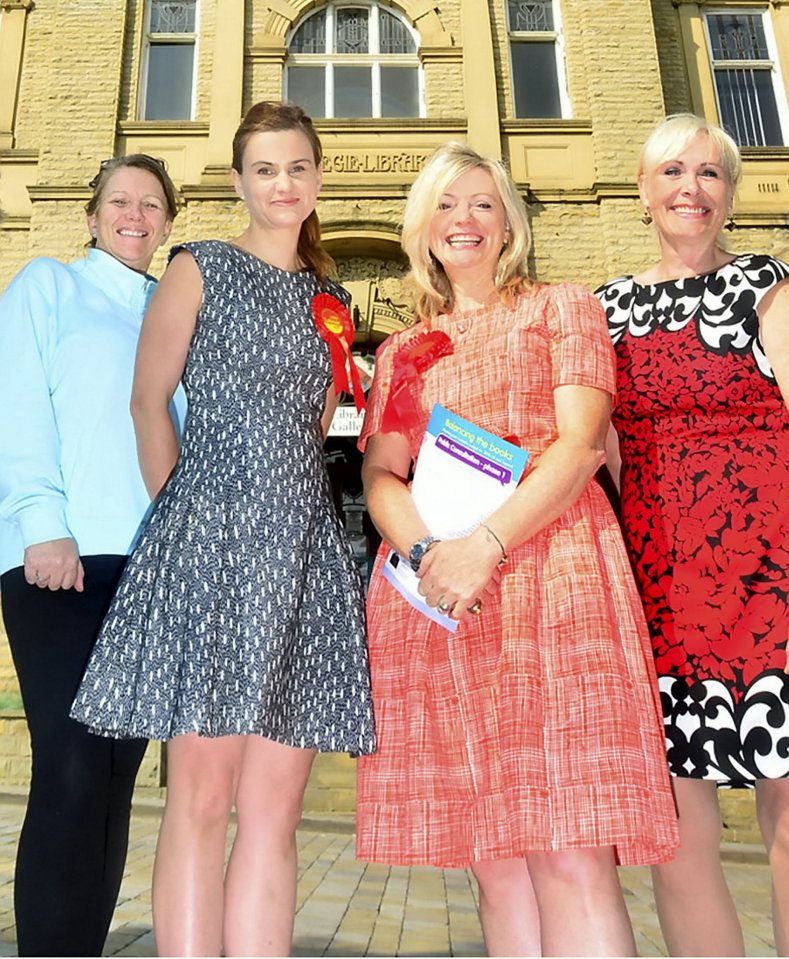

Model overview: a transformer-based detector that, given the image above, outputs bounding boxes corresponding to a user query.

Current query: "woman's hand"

[416,527,503,623]
[23,538,84,592]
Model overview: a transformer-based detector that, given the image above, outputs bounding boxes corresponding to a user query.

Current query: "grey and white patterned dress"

[71,240,376,754]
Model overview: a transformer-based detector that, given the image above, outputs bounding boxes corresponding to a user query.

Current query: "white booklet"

[381,404,530,631]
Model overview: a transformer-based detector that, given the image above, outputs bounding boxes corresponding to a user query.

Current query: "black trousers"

[0,556,147,957]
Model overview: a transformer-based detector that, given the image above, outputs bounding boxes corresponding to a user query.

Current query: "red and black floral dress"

[596,253,789,785]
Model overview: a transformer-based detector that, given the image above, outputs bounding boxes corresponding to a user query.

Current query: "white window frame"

[139,0,199,121]
[703,6,789,146]
[506,0,570,119]
[286,1,424,119]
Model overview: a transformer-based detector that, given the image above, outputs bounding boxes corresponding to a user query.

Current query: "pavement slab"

[0,799,776,956]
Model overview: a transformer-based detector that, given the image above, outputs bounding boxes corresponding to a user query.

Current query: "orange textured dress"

[356,283,679,869]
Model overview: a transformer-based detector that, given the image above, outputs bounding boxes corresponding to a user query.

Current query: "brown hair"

[232,101,333,282]
[85,154,179,245]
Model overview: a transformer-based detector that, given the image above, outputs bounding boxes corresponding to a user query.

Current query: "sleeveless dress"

[71,240,376,755]
[355,283,679,868]
[596,253,789,785]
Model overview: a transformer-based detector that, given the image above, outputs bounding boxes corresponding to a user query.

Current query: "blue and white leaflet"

[382,404,530,631]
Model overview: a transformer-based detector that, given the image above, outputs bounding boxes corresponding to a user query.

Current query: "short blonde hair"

[638,113,742,187]
[402,142,531,321]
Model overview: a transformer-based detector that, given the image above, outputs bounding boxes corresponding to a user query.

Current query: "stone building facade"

[0,0,787,803]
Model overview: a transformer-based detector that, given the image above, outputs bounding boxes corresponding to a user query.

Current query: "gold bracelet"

[481,522,507,564]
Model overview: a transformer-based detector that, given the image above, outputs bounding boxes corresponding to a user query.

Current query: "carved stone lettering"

[323,152,431,175]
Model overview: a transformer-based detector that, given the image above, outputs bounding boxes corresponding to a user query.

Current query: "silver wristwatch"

[408,536,439,572]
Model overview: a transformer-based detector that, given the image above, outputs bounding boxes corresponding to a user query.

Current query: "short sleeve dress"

[596,253,789,785]
[355,283,679,868]
[71,241,376,755]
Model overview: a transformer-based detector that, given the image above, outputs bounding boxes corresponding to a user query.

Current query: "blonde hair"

[638,113,742,188]
[402,142,531,321]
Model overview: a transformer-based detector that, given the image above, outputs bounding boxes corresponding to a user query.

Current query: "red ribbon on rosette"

[312,292,367,413]
[381,329,454,434]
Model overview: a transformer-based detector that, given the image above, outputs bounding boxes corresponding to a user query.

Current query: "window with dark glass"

[142,0,197,121]
[286,2,421,119]
[507,0,565,119]
[704,11,787,147]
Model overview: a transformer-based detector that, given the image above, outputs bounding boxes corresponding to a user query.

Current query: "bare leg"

[470,857,541,957]
[651,778,743,957]
[152,734,242,956]
[526,846,635,957]
[756,778,789,957]
[223,737,316,956]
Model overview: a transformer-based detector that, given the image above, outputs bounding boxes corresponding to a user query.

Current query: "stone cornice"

[0,215,31,230]
[117,121,210,136]
[247,45,287,59]
[0,148,38,162]
[27,186,90,201]
[502,119,593,134]
[313,117,465,133]
[0,1,35,12]
[672,0,782,6]
[419,45,462,59]
[179,184,235,201]
[740,146,789,160]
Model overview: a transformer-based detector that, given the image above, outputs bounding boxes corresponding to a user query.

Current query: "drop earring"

[724,216,736,232]
[641,209,653,226]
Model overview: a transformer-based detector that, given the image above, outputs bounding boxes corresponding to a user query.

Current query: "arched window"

[286,2,422,119]
[140,0,198,120]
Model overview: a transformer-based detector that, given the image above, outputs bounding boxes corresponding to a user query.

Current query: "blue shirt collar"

[72,247,157,316]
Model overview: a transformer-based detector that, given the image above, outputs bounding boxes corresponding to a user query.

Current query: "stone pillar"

[460,0,502,157]
[0,0,34,150]
[674,2,713,115]
[566,0,665,183]
[203,0,245,180]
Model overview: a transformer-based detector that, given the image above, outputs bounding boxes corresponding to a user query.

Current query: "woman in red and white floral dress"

[357,142,678,957]
[596,113,789,956]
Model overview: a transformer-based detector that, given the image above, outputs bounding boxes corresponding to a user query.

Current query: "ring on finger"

[437,599,451,613]
[33,573,42,583]
[467,599,483,615]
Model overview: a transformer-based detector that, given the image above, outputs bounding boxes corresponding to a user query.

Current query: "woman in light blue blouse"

[0,155,183,956]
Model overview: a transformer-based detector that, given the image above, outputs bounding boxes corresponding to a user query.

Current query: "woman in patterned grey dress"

[70,101,375,956]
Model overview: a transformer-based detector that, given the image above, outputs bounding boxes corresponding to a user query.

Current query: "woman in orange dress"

[356,142,679,956]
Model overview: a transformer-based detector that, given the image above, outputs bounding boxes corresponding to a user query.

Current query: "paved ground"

[0,797,776,957]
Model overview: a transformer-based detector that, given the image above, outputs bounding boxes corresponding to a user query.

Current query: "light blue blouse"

[0,248,186,576]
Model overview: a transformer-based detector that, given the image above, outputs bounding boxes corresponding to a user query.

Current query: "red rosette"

[312,292,366,413]
[381,329,454,434]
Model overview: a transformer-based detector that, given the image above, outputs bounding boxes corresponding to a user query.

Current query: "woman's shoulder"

[515,281,607,323]
[167,239,227,264]
[321,277,351,307]
[1,256,84,307]
[13,255,77,285]
[724,252,789,289]
[374,319,427,361]
[594,274,635,302]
